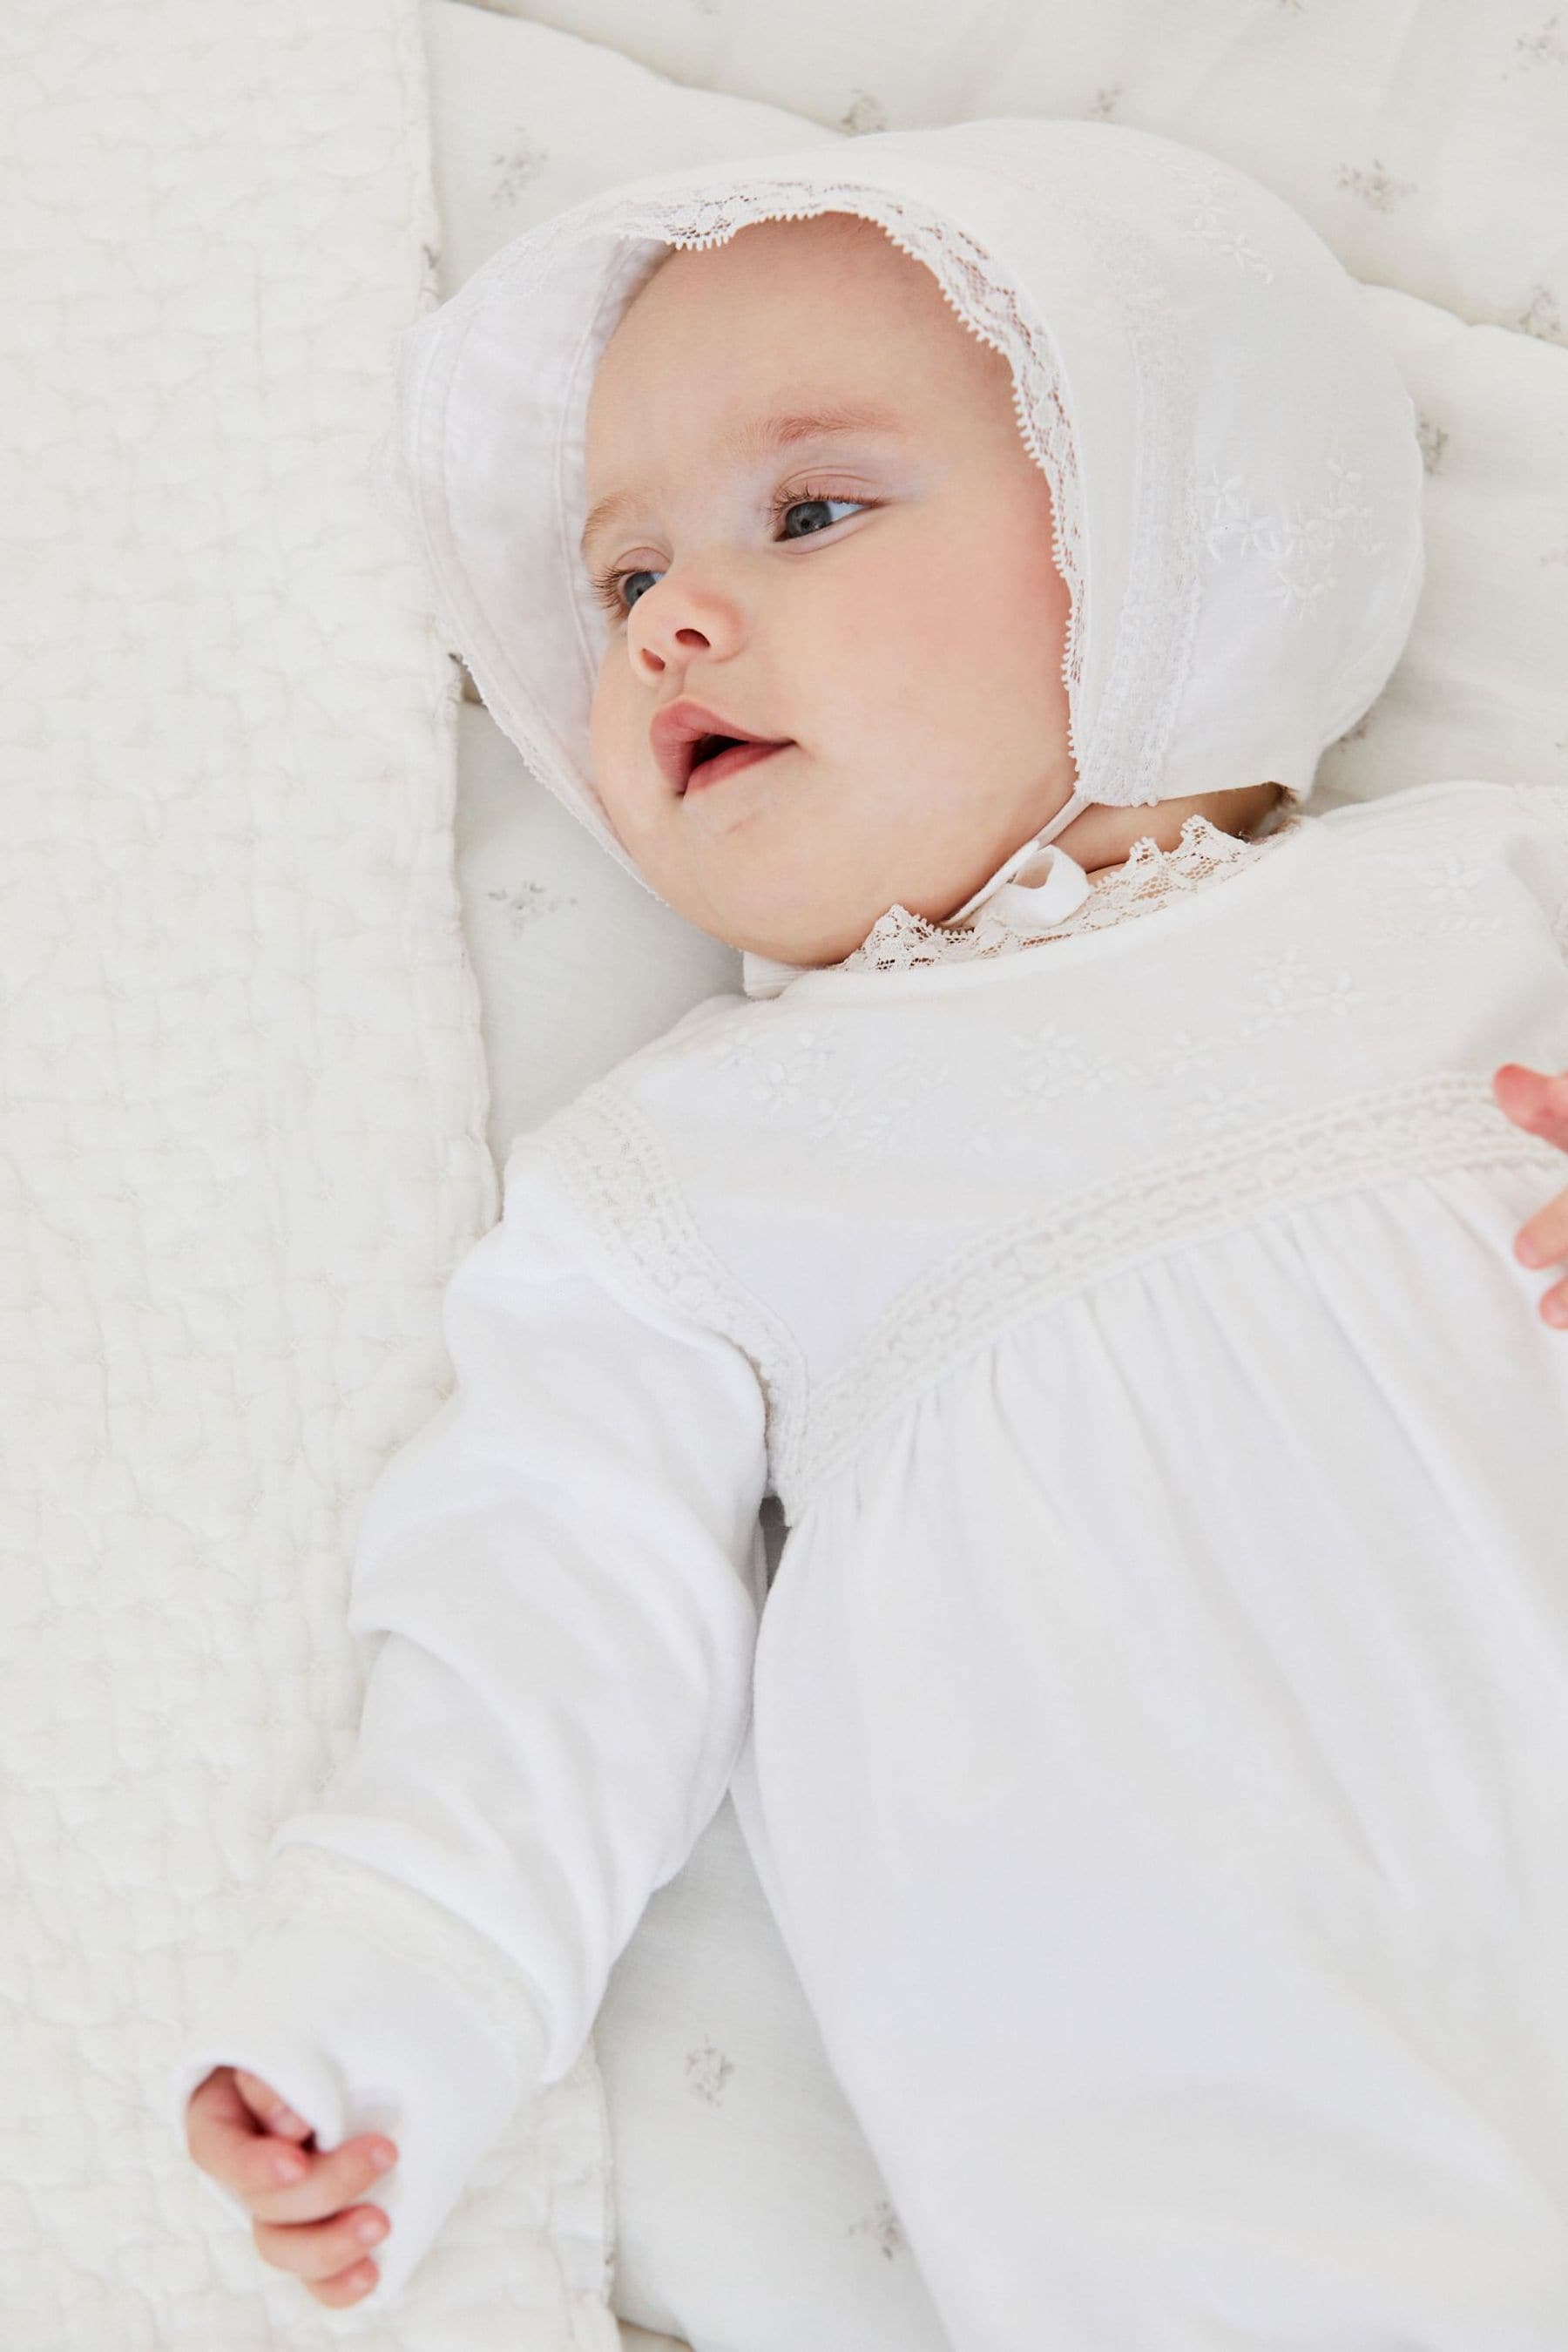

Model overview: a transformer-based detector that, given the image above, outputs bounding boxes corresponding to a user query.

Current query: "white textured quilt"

[2,1,615,2342]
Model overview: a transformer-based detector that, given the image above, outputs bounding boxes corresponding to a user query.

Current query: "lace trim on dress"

[530,1064,1562,1524]
[783,1073,1564,1518]
[532,1086,803,1507]
[841,814,1301,975]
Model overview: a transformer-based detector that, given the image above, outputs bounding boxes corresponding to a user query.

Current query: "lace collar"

[831,812,1301,979]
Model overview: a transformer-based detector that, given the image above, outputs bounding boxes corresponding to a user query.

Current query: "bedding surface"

[470,0,1568,341]
[3,1,615,2342]
[10,0,1565,2342]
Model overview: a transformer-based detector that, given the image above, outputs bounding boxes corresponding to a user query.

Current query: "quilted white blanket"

[1,1,615,2342]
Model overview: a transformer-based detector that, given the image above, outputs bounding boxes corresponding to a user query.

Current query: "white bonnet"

[372,116,1425,921]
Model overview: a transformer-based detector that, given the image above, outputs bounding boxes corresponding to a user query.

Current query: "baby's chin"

[691,846,924,966]
[640,872,854,963]
[712,899,892,968]
[603,774,897,962]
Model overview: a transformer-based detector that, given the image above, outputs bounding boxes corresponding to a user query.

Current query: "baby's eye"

[776,494,863,541]
[594,490,868,621]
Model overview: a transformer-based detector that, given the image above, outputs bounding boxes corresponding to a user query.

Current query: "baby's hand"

[184,2065,399,2309]
[1493,1063,1568,1328]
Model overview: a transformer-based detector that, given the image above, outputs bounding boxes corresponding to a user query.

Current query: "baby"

[581,211,1284,969]
[179,121,1568,2343]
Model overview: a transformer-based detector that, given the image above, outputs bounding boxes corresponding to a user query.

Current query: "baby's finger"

[303,2257,384,2312]
[1514,1187,1568,1276]
[252,2202,390,2300]
[247,2133,400,2229]
[185,2065,308,2203]
[233,2069,313,2142]
[186,2066,397,2218]
[1493,1063,1568,1148]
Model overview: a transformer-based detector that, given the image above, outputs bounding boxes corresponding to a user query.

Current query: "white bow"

[946,828,1093,933]
[740,827,1095,999]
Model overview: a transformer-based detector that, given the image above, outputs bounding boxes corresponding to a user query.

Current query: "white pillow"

[467,0,1568,348]
[1313,284,1568,817]
[425,7,1568,2346]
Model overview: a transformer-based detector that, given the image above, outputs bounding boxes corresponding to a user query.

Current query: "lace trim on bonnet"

[841,811,1302,975]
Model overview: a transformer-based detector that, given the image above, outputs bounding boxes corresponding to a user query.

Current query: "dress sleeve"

[166,1125,771,2312]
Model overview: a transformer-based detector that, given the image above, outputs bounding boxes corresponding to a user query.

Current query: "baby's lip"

[650,697,793,792]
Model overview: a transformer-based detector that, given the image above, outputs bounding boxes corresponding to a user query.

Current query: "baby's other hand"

[1493,1063,1568,1328]
[184,2065,399,2309]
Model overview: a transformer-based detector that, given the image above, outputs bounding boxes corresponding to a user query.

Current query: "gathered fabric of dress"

[168,115,1568,2349]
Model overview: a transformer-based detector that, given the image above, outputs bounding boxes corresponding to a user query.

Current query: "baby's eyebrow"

[579,401,911,563]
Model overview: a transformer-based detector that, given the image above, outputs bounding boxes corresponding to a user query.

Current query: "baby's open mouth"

[683,737,793,793]
[652,698,794,794]
[693,734,741,767]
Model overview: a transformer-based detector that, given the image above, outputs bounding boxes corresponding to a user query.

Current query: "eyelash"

[587,483,875,621]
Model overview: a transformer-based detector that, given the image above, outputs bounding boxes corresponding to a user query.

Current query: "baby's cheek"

[587,660,613,758]
[583,682,644,855]
[845,557,961,688]
[588,669,633,799]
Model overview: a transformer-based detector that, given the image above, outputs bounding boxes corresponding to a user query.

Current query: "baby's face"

[583,212,1076,967]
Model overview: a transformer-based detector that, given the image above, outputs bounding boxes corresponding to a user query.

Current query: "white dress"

[171,781,1568,2348]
